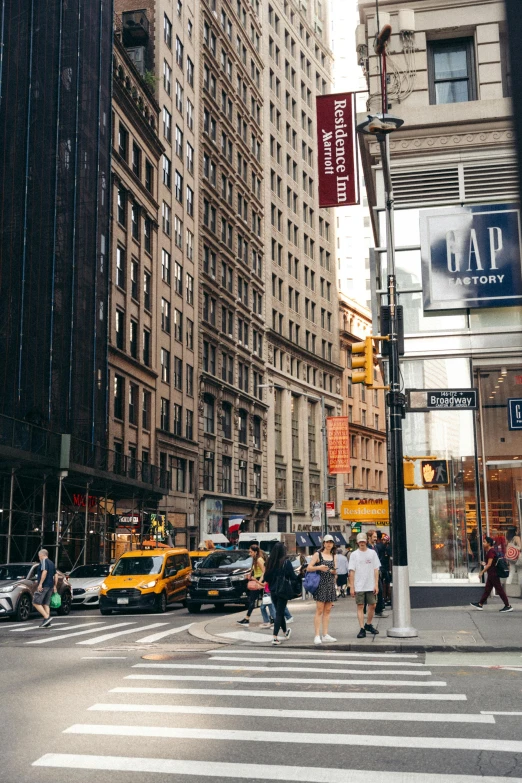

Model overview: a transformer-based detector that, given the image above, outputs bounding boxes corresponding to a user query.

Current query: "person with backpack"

[470,536,513,612]
[264,542,298,645]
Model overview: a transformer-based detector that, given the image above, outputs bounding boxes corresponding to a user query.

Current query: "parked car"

[0,562,72,622]
[68,563,112,608]
[98,548,191,615]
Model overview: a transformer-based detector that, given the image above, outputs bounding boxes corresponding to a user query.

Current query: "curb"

[216,640,522,653]
[188,620,234,644]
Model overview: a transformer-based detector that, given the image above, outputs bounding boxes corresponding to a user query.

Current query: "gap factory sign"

[420,203,522,311]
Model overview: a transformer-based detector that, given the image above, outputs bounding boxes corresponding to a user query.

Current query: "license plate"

[117,597,129,605]
[207,590,219,596]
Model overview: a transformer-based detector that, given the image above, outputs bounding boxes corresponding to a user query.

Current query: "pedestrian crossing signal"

[421,459,449,487]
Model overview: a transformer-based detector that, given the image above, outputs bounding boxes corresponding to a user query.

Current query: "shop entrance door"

[475,367,522,574]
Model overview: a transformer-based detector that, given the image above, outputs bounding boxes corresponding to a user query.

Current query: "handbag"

[506,544,521,563]
[247,579,261,591]
[262,593,272,605]
[271,566,300,601]
[303,570,321,595]
[50,592,62,609]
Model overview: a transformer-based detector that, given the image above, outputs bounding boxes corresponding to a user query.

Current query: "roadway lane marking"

[132,663,431,676]
[26,622,136,644]
[126,675,447,687]
[32,754,521,782]
[207,648,419,658]
[77,623,168,645]
[88,703,493,724]
[82,657,128,660]
[135,623,193,643]
[482,711,522,716]
[64,725,522,753]
[11,621,103,633]
[208,655,427,667]
[111,686,466,701]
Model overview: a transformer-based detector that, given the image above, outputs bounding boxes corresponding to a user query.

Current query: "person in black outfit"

[32,549,58,628]
[264,542,295,646]
[374,530,391,614]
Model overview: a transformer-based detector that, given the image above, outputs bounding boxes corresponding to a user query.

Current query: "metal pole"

[477,374,490,537]
[379,132,417,638]
[6,468,16,563]
[83,482,90,565]
[41,476,47,550]
[55,471,67,564]
[321,395,329,536]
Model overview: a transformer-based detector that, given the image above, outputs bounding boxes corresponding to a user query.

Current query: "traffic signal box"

[403,456,449,490]
[351,335,389,388]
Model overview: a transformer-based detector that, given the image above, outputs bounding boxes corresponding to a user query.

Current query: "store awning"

[331,532,347,547]
[309,532,323,547]
[295,532,313,547]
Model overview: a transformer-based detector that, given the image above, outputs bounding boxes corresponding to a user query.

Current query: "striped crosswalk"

[29,643,522,782]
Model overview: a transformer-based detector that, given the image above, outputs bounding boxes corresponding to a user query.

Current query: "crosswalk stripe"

[11,621,103,633]
[208,655,427,667]
[77,623,168,645]
[132,663,431,676]
[135,623,193,643]
[10,622,72,632]
[26,622,137,644]
[126,674,446,687]
[88,703,493,724]
[64,724,522,753]
[33,754,522,782]
[207,648,419,659]
[111,686,466,701]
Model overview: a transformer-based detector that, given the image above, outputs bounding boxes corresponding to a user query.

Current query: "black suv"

[186,549,304,613]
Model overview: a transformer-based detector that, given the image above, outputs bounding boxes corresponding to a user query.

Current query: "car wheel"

[15,593,32,622]
[57,591,72,615]
[100,608,112,616]
[154,591,167,613]
[187,602,201,614]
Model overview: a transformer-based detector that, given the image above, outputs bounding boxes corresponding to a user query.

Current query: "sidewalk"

[189,595,522,652]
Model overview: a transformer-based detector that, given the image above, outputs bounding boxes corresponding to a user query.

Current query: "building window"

[175,36,184,69]
[164,13,172,48]
[132,143,141,177]
[142,390,151,430]
[163,155,171,188]
[203,452,215,491]
[131,259,138,299]
[163,60,172,95]
[186,363,193,396]
[253,464,261,498]
[162,249,171,284]
[222,402,232,439]
[161,348,170,383]
[292,469,304,510]
[114,375,124,420]
[163,107,172,142]
[253,416,261,449]
[129,383,138,425]
[131,204,140,240]
[186,408,194,440]
[173,403,182,436]
[238,409,248,445]
[222,456,232,494]
[428,38,476,105]
[186,319,194,350]
[172,456,185,492]
[143,270,151,311]
[162,201,171,236]
[238,460,247,496]
[143,328,151,366]
[144,217,152,253]
[174,357,182,390]
[174,308,183,342]
[145,160,153,193]
[204,395,215,433]
[161,298,171,333]
[129,320,137,358]
[115,309,124,350]
[117,188,126,226]
[116,246,125,288]
[160,397,170,431]
[118,124,128,160]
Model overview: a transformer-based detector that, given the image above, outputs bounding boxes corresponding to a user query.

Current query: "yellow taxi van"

[98,547,191,615]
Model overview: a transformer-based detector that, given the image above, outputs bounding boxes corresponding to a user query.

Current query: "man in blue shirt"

[32,549,58,628]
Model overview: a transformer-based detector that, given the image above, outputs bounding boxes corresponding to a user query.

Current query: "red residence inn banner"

[326,416,351,474]
[316,92,359,208]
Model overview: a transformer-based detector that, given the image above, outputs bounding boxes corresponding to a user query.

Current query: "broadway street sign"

[407,389,478,412]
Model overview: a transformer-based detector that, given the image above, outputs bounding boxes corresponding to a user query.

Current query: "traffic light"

[351,337,374,386]
[403,461,415,489]
[421,459,449,487]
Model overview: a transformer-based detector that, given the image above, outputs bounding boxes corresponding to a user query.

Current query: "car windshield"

[190,555,209,569]
[69,564,111,579]
[203,551,253,569]
[0,564,32,581]
[111,556,164,576]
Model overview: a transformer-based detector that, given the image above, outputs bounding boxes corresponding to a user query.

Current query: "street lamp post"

[357,113,417,638]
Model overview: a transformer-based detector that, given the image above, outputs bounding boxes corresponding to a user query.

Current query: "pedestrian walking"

[374,530,390,616]
[349,532,381,638]
[307,534,337,644]
[335,548,349,596]
[237,544,266,627]
[258,585,294,628]
[470,536,513,612]
[32,549,58,628]
[264,542,298,645]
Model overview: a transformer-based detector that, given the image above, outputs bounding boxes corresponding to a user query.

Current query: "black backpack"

[495,550,510,579]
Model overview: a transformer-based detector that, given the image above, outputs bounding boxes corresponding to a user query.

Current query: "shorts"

[336,574,348,587]
[33,586,53,606]
[355,590,376,605]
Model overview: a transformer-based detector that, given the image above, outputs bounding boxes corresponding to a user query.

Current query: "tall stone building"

[263,0,344,536]
[114,3,199,549]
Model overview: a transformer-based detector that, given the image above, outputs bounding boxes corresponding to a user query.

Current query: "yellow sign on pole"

[340,499,389,523]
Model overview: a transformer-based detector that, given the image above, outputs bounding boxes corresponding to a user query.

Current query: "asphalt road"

[2,632,522,783]
[0,602,236,648]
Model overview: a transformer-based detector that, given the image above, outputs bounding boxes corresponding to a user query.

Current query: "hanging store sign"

[316,92,359,208]
[508,398,522,430]
[326,416,351,474]
[341,499,389,522]
[420,203,522,311]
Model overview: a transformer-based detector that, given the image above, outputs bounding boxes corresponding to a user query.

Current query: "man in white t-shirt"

[349,532,381,638]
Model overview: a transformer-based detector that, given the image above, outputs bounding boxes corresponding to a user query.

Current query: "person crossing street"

[32,549,58,628]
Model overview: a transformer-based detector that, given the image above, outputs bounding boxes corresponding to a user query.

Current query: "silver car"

[68,563,112,607]
[0,562,72,622]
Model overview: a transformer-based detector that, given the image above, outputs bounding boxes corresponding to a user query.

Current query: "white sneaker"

[259,623,271,628]
[286,617,294,624]
[314,635,322,645]
[322,634,337,642]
